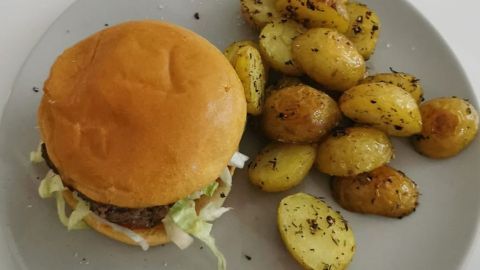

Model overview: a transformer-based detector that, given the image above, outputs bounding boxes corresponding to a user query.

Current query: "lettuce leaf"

[90,214,150,251]
[162,215,194,250]
[30,142,44,163]
[203,181,219,197]
[167,199,227,270]
[219,167,232,187]
[199,203,231,222]
[38,170,88,230]
[188,181,219,200]
[228,151,249,169]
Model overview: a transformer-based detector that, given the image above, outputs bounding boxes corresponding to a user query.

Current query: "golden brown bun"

[38,20,246,208]
[62,167,234,247]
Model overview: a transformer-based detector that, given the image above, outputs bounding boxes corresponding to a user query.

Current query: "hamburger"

[31,20,248,269]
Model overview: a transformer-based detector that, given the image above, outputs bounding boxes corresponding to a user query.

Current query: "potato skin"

[248,143,316,192]
[345,2,380,60]
[240,0,283,30]
[233,45,267,115]
[275,0,350,33]
[316,127,393,176]
[224,40,259,63]
[361,72,424,104]
[278,193,355,270]
[259,20,305,76]
[339,82,422,136]
[413,97,479,158]
[262,85,342,143]
[292,28,366,92]
[332,165,419,218]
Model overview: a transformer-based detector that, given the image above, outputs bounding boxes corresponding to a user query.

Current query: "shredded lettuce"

[228,151,249,169]
[38,170,64,198]
[90,214,150,251]
[38,170,88,230]
[219,167,232,187]
[188,181,219,200]
[199,203,231,222]
[67,193,90,230]
[166,199,227,270]
[162,215,194,249]
[30,142,44,163]
[203,181,219,197]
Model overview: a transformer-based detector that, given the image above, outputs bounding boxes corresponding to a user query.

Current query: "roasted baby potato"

[316,127,393,176]
[262,85,342,143]
[332,165,419,218]
[259,20,305,76]
[339,82,422,136]
[413,97,479,158]
[224,40,259,63]
[345,2,380,60]
[292,28,366,91]
[232,45,267,115]
[276,0,350,33]
[278,193,355,270]
[361,72,424,103]
[240,0,282,30]
[248,143,316,192]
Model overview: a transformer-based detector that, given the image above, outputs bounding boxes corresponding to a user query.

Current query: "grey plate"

[1,0,479,269]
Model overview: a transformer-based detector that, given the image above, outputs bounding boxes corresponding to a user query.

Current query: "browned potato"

[332,165,419,218]
[316,127,393,176]
[224,40,259,63]
[248,143,316,192]
[413,97,479,158]
[292,28,366,91]
[262,85,342,143]
[233,45,267,115]
[259,20,305,76]
[240,0,283,30]
[361,72,424,104]
[339,82,422,136]
[275,0,350,33]
[345,2,381,60]
[278,193,355,270]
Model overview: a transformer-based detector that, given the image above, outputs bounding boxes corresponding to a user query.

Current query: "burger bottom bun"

[62,167,234,248]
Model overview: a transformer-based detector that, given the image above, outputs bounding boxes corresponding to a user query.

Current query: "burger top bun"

[38,20,246,208]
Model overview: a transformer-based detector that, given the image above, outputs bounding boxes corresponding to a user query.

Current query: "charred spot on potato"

[326,215,335,227]
[352,26,362,34]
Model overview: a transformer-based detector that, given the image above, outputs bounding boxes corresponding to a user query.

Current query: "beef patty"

[41,143,169,229]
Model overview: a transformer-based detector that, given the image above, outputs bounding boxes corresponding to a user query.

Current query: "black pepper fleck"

[389,67,399,73]
[326,216,335,227]
[32,86,39,93]
[194,12,200,20]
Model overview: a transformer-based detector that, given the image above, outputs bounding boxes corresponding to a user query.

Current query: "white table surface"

[0,0,479,269]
